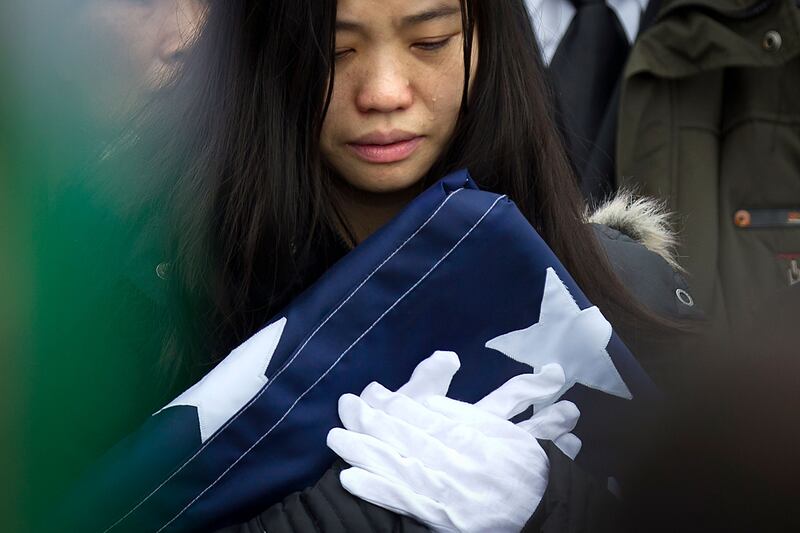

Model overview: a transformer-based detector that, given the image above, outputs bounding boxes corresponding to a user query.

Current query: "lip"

[347,130,424,164]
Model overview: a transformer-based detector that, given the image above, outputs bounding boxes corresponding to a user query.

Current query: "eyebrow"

[400,5,461,28]
[335,4,461,33]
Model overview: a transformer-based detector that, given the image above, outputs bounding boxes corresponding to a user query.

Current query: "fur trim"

[587,191,682,271]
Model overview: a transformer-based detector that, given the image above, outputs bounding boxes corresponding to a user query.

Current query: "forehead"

[335,0,462,31]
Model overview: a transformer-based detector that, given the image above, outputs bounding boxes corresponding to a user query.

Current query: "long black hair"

[143,0,663,378]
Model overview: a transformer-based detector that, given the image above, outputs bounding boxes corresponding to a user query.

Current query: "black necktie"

[549,0,631,188]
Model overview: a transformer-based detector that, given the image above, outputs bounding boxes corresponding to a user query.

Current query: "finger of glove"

[361,382,460,436]
[340,467,457,533]
[475,364,566,420]
[338,393,465,472]
[328,427,452,501]
[397,351,460,400]
[422,395,526,441]
[517,400,580,440]
[554,432,582,460]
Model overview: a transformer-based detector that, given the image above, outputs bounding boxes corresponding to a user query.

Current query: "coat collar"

[625,0,799,79]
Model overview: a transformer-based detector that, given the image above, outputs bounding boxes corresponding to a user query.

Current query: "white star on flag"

[485,268,632,401]
[155,318,287,442]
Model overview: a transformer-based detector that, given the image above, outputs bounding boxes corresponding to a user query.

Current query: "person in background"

[68,0,206,123]
[524,0,659,202]
[527,0,800,337]
[615,0,800,337]
[4,1,206,530]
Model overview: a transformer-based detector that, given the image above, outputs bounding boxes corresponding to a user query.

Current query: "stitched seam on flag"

[265,191,463,385]
[103,188,465,533]
[155,195,507,533]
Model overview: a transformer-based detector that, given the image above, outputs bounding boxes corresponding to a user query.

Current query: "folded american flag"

[61,170,656,532]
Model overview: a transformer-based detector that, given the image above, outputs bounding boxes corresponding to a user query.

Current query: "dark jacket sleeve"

[215,461,429,533]
[592,223,704,391]
[220,445,624,533]
[591,224,699,320]
[523,443,624,533]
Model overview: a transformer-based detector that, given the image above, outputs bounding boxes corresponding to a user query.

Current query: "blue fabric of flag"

[63,170,657,532]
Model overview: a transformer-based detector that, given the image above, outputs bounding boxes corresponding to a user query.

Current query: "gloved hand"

[327,351,579,533]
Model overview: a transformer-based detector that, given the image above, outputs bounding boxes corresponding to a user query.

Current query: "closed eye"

[335,48,355,61]
[412,36,454,52]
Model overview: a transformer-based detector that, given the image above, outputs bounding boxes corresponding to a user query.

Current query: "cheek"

[319,86,346,157]
[320,69,359,149]
[87,8,159,71]
[419,66,465,134]
[325,78,349,124]
[86,6,138,43]
[422,33,478,116]
[319,119,336,165]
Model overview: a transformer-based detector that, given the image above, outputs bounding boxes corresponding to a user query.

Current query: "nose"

[354,54,414,114]
[158,0,205,65]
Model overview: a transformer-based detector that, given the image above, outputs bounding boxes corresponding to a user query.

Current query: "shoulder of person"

[586,191,700,320]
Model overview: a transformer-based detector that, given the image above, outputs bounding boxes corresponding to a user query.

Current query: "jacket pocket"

[733,208,800,229]
[718,223,800,325]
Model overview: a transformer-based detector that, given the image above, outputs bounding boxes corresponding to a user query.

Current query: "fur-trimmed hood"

[587,191,681,271]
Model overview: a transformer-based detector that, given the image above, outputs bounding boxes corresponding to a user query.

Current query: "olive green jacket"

[617,0,800,328]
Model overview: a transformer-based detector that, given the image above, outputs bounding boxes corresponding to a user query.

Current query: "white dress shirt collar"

[526,0,650,65]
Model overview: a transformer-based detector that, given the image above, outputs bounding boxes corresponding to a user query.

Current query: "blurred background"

[1,1,206,530]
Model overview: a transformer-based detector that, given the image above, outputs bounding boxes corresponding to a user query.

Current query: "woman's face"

[320,0,477,195]
[72,0,205,119]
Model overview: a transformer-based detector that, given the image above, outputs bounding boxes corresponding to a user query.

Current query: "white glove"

[327,351,579,533]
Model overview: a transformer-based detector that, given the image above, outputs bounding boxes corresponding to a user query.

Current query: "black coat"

[219,445,622,533]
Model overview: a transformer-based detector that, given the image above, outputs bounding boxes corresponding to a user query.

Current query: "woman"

[133,0,693,530]
[153,0,671,377]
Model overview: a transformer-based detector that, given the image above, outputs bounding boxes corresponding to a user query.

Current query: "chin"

[337,157,430,195]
